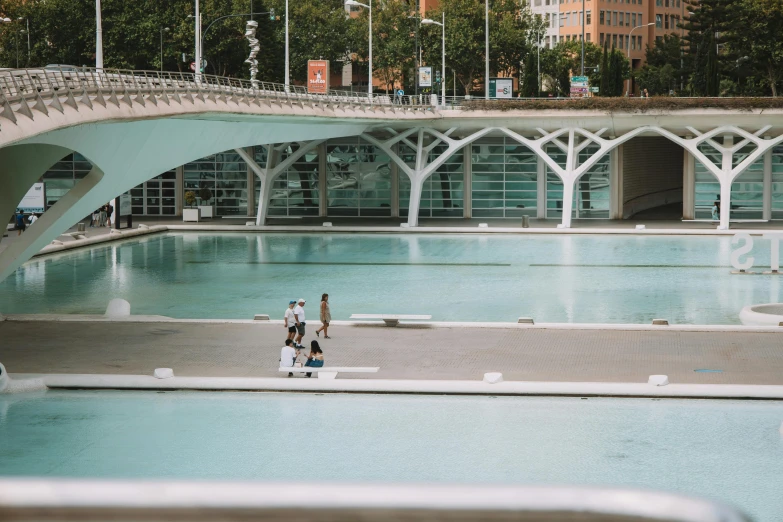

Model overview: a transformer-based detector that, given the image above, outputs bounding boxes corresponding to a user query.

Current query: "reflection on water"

[0,232,777,324]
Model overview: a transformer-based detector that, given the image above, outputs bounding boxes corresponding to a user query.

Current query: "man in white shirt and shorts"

[280,339,297,377]
[294,298,306,348]
[284,300,297,341]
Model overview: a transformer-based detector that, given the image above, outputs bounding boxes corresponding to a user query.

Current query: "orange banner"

[307,60,329,94]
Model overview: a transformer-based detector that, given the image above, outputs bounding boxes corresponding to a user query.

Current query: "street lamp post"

[485,0,489,99]
[421,13,445,106]
[625,22,654,96]
[96,0,103,69]
[159,27,170,72]
[345,0,373,97]
[285,0,289,91]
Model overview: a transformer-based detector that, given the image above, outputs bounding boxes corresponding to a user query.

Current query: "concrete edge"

[8,373,783,400]
[3,314,782,333]
[33,226,168,258]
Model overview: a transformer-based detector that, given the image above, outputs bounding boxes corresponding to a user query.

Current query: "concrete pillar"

[407,179,424,227]
[719,135,733,229]
[318,142,328,217]
[610,144,623,220]
[390,157,399,218]
[246,147,255,217]
[536,154,547,219]
[463,143,472,219]
[682,145,695,220]
[763,144,772,221]
[174,165,184,216]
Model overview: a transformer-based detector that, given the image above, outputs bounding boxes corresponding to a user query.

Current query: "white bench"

[278,367,379,380]
[349,314,432,327]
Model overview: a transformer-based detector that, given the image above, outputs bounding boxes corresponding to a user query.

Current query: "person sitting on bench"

[305,341,324,378]
[280,339,297,377]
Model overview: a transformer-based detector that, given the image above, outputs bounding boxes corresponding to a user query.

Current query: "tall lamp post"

[159,27,170,72]
[625,22,654,96]
[485,0,489,99]
[421,13,445,106]
[345,0,373,97]
[96,0,103,69]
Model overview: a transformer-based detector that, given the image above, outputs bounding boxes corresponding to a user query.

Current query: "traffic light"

[269,8,275,20]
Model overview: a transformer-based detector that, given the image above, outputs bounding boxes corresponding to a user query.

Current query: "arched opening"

[619,136,685,220]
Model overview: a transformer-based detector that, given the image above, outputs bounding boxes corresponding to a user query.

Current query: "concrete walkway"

[2,320,782,385]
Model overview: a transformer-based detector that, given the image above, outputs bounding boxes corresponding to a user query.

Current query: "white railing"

[0,66,437,126]
[0,480,751,522]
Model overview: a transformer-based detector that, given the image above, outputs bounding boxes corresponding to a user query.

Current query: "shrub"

[460,97,783,113]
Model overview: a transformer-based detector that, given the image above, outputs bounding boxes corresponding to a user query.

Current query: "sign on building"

[418,66,432,87]
[570,75,589,98]
[489,78,513,99]
[307,60,329,94]
[17,183,45,213]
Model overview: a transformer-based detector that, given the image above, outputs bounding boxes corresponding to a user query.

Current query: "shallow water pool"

[0,232,778,323]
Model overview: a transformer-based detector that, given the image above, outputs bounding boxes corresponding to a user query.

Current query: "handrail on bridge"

[0,66,439,125]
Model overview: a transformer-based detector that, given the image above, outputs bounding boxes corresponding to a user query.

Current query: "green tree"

[520,52,538,97]
[728,0,783,96]
[599,38,609,96]
[681,0,736,96]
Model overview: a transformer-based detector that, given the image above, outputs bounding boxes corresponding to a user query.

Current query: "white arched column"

[362,127,493,226]
[235,140,323,226]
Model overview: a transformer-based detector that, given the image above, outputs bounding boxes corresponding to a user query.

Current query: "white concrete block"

[399,223,409,228]
[648,375,669,386]
[483,372,504,384]
[478,223,489,228]
[245,221,255,226]
[50,240,63,246]
[322,222,333,227]
[138,224,149,229]
[635,224,646,230]
[153,368,174,379]
[317,371,338,380]
[556,224,566,229]
[104,298,131,318]
[253,314,270,321]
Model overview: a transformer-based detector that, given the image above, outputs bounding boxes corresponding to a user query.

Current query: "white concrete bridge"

[1,66,783,282]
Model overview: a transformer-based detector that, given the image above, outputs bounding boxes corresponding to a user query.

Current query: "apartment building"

[530,0,561,49]
[557,0,685,71]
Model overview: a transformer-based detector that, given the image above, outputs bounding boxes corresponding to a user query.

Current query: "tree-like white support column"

[362,127,493,226]
[656,125,783,230]
[235,140,323,226]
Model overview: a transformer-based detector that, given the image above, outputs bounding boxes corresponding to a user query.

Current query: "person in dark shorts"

[294,298,306,347]
[284,300,297,341]
[15,210,26,236]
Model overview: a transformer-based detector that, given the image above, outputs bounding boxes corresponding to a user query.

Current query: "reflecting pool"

[1,391,782,521]
[0,232,778,323]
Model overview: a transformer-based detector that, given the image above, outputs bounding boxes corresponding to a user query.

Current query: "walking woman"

[315,293,331,339]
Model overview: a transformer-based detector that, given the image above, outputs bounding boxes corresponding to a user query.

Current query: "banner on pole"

[418,67,432,87]
[308,60,330,94]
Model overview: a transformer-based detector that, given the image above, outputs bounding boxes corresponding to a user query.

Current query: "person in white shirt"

[294,298,306,347]
[28,213,39,225]
[280,339,297,377]
[284,300,297,341]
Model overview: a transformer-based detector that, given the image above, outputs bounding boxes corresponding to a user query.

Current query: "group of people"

[90,203,113,228]
[280,293,332,377]
[12,209,38,236]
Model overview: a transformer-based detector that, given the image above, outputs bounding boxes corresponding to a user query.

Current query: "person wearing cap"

[294,298,306,347]
[284,300,297,341]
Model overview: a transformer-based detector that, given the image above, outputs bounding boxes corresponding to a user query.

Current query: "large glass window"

[729,145,763,219]
[260,145,320,217]
[694,143,722,219]
[772,146,783,220]
[471,138,537,218]
[326,138,392,217]
[184,151,248,216]
[41,153,92,208]
[400,145,464,218]
[131,171,176,216]
[546,145,611,219]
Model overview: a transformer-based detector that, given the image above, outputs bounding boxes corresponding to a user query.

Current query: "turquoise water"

[0,232,780,324]
[1,391,782,520]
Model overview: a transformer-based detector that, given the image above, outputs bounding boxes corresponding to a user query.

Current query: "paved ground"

[2,320,782,385]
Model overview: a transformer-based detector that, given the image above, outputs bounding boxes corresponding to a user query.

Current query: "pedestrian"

[28,213,38,226]
[106,202,113,228]
[99,205,107,227]
[284,300,297,341]
[294,298,306,348]
[315,293,331,339]
[280,338,297,377]
[643,88,650,99]
[305,340,324,378]
[711,201,719,222]
[15,210,26,236]
[90,209,99,227]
